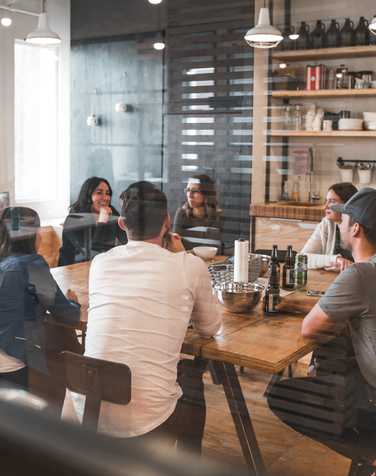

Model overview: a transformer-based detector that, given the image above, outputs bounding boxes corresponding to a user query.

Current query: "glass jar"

[293,104,304,130]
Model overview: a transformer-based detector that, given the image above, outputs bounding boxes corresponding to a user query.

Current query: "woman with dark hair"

[0,212,80,390]
[59,177,127,265]
[173,175,222,250]
[301,182,358,269]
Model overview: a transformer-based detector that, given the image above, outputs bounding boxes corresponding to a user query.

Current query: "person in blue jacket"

[0,210,80,390]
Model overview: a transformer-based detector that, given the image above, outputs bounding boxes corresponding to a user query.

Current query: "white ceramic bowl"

[364,121,376,131]
[363,112,376,122]
[338,118,363,131]
[193,246,218,260]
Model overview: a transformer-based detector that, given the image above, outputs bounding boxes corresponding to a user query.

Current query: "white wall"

[0,0,70,220]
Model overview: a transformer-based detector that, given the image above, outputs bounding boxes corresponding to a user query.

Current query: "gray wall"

[71,0,167,41]
[70,37,164,207]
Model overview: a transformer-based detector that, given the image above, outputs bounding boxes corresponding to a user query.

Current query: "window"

[14,41,60,207]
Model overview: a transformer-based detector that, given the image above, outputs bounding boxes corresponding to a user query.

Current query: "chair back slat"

[62,351,131,430]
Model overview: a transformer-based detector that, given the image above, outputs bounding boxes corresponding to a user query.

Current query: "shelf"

[272,88,376,99]
[272,45,376,62]
[270,130,376,138]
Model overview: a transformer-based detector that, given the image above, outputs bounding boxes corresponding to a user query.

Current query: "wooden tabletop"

[51,261,335,374]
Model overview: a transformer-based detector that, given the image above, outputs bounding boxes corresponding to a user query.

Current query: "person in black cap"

[267,188,376,466]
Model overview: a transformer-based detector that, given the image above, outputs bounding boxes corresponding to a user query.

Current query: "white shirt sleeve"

[188,256,223,338]
[300,220,337,269]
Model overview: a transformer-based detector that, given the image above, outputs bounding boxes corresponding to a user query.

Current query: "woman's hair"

[329,183,358,204]
[0,207,40,255]
[0,220,10,259]
[183,174,217,218]
[70,177,113,213]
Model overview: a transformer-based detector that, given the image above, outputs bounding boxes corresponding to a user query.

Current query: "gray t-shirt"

[319,255,376,388]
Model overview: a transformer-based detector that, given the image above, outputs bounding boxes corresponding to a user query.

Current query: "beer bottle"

[270,244,280,284]
[282,245,295,290]
[264,256,280,314]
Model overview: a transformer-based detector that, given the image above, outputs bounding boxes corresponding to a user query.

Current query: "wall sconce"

[114,102,133,113]
[87,114,100,127]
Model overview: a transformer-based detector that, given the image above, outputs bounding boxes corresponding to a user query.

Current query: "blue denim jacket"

[0,253,80,368]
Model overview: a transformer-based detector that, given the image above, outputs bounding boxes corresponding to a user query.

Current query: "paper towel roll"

[234,239,249,283]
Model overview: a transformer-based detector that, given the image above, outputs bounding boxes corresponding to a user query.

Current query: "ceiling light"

[153,41,165,50]
[244,7,283,49]
[370,15,376,35]
[25,1,61,46]
[148,0,163,4]
[279,62,287,69]
[1,16,12,27]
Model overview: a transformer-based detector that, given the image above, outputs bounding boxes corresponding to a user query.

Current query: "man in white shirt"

[64,181,222,452]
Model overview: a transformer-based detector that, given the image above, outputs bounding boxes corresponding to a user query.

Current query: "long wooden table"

[51,261,334,475]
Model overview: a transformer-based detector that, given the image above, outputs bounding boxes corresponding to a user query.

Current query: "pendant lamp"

[244,7,283,49]
[25,0,61,45]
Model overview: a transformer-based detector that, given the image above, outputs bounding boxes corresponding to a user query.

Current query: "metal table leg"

[211,360,266,476]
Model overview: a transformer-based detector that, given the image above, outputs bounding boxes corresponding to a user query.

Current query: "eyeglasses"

[184,188,202,195]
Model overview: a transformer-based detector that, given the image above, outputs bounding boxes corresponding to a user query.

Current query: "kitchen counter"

[250,202,324,222]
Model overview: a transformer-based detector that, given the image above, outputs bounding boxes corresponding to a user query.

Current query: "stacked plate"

[338,118,363,131]
[363,112,376,131]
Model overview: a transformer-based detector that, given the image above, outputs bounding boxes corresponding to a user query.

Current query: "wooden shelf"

[272,88,376,99]
[270,130,376,138]
[272,45,376,62]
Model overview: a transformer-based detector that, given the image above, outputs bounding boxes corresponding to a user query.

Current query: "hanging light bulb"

[25,0,61,45]
[369,15,376,35]
[244,7,283,49]
[153,41,166,51]
[1,16,12,27]
[148,0,163,4]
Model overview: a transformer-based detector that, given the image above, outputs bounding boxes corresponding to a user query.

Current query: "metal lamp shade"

[25,13,61,45]
[244,7,283,49]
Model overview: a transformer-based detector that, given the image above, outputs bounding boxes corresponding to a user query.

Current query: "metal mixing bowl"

[215,282,264,314]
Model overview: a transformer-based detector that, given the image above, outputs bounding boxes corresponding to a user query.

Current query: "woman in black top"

[58,177,127,265]
[173,174,222,250]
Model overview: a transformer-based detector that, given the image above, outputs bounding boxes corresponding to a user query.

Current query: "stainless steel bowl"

[215,282,264,314]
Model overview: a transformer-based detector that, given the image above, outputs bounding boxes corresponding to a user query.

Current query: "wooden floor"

[202,364,351,476]
[30,359,351,476]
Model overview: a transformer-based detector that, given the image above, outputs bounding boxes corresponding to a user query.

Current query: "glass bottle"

[294,254,308,291]
[282,245,295,290]
[264,246,281,314]
[294,104,304,130]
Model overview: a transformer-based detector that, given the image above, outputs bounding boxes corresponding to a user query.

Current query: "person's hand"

[336,257,352,272]
[66,289,79,304]
[165,232,185,253]
[97,206,112,223]
[325,257,352,273]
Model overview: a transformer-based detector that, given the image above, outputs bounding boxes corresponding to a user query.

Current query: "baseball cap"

[331,187,376,229]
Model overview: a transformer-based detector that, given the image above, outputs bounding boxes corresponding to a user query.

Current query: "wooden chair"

[62,351,131,430]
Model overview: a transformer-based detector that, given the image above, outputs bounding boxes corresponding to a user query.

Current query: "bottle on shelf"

[294,254,308,291]
[311,20,326,49]
[282,245,295,290]
[264,246,281,314]
[326,19,340,48]
[339,18,355,47]
[354,17,370,46]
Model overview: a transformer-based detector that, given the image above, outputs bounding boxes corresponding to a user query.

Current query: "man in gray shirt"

[302,187,376,390]
[268,188,376,464]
